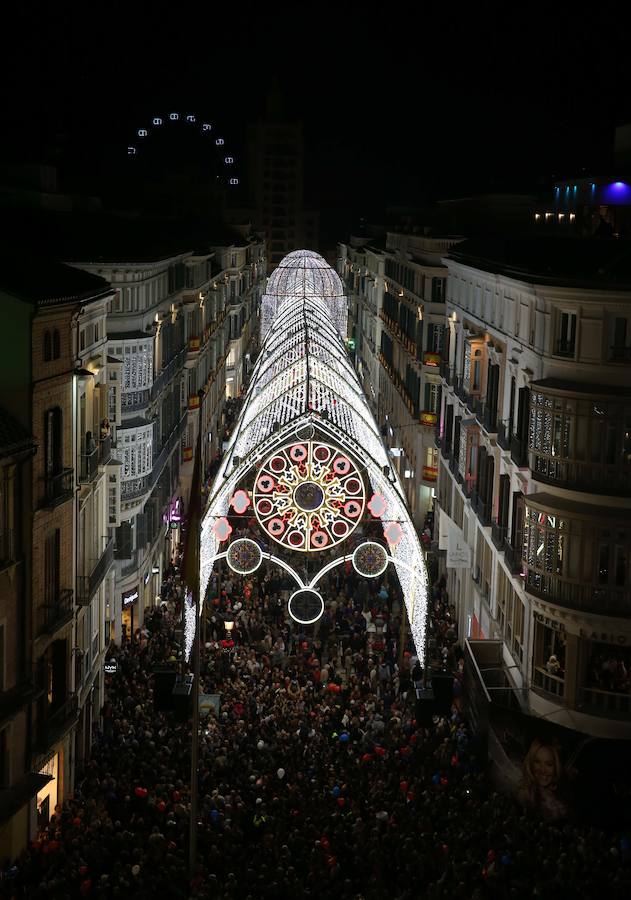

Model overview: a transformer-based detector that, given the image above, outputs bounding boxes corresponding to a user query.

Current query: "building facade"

[0,263,114,857]
[436,237,631,738]
[338,231,462,524]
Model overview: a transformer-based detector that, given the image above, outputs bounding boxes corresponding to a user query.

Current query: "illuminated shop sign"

[104,659,118,675]
[122,588,139,607]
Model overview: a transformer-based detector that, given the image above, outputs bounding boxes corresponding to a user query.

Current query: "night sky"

[4,4,631,235]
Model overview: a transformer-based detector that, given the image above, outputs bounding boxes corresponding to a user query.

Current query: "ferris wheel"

[125,111,240,187]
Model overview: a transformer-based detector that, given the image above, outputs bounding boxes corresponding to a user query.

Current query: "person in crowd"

[2,528,629,899]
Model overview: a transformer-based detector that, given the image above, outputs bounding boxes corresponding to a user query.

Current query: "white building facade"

[338,232,462,525]
[436,238,631,738]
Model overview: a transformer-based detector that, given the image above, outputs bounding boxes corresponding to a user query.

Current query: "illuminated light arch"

[200,252,429,663]
[125,110,240,187]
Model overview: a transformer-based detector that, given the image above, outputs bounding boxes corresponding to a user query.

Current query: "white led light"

[184,590,196,662]
[199,250,430,664]
[352,542,389,577]
[288,588,324,625]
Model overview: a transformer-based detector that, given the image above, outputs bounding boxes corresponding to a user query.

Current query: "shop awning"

[0,773,53,824]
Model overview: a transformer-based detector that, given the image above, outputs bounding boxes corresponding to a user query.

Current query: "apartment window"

[556,311,577,357]
[597,530,629,588]
[424,382,440,414]
[0,623,4,692]
[44,529,61,607]
[52,330,60,359]
[533,618,566,697]
[44,408,63,478]
[44,331,52,362]
[610,316,631,360]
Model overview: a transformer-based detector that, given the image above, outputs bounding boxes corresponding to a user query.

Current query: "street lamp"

[224,616,234,633]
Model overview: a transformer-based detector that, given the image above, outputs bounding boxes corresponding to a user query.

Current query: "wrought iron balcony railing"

[43,469,74,507]
[37,588,74,637]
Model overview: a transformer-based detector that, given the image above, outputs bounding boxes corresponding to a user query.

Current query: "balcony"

[578,686,631,719]
[524,569,631,618]
[555,339,575,358]
[36,588,74,637]
[491,520,507,550]
[99,434,112,465]
[43,469,74,507]
[531,453,631,497]
[76,538,114,605]
[472,491,491,525]
[509,435,529,467]
[497,421,511,451]
[439,359,453,385]
[533,666,565,699]
[503,540,523,575]
[151,347,186,401]
[0,528,17,570]
[423,351,441,368]
[120,389,151,412]
[609,345,631,362]
[36,694,78,751]
[78,447,98,483]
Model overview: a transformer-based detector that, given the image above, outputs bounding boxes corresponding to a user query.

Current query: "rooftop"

[0,408,35,460]
[0,253,111,306]
[0,208,253,265]
[446,237,631,289]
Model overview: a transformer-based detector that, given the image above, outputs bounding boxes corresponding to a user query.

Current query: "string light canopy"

[260,250,347,340]
[200,250,429,660]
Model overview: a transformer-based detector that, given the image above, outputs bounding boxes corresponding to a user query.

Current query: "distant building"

[338,230,463,524]
[247,91,319,269]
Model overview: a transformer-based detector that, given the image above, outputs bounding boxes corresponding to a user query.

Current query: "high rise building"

[248,91,319,269]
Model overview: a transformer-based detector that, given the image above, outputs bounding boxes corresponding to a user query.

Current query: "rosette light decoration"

[200,250,429,662]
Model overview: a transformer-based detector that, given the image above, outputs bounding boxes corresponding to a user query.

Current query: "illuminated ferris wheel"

[125,111,240,188]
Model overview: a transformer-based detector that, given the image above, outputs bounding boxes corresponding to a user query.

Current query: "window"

[44,408,63,478]
[44,331,52,361]
[533,618,566,697]
[0,623,4,692]
[556,311,576,357]
[610,316,631,360]
[44,529,61,606]
[52,330,60,360]
[424,382,440,414]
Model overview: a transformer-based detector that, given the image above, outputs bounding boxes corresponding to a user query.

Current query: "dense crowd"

[2,551,631,896]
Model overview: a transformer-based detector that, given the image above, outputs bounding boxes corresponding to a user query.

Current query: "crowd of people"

[2,543,631,899]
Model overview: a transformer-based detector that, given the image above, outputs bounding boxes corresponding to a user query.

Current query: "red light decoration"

[230,489,250,514]
[383,522,404,546]
[213,517,233,542]
[368,493,387,518]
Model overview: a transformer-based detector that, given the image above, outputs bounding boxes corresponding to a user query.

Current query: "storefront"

[36,753,58,829]
[121,586,139,637]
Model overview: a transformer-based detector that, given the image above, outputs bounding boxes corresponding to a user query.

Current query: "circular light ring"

[352,541,389,578]
[256,474,276,493]
[226,538,263,575]
[253,441,366,553]
[288,588,325,625]
[270,455,287,473]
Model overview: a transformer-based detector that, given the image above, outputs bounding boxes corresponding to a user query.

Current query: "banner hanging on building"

[447,520,472,568]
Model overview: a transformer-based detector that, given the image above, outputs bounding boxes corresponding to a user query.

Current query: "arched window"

[52,330,60,360]
[43,331,52,361]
